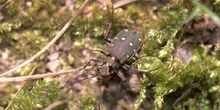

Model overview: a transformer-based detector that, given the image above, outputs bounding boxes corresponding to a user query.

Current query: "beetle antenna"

[60,74,98,90]
[61,58,104,90]
[103,0,114,43]
[111,0,114,23]
[98,80,102,110]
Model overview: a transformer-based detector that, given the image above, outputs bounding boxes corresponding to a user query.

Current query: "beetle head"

[96,57,116,80]
[96,61,109,80]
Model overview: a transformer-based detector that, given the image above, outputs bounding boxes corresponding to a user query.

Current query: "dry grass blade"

[0,66,92,83]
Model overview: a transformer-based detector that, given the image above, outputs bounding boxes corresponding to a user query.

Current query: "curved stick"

[0,66,92,83]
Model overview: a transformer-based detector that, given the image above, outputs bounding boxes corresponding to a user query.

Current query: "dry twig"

[0,66,92,83]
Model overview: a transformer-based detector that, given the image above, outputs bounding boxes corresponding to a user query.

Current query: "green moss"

[1,0,220,110]
[10,78,63,110]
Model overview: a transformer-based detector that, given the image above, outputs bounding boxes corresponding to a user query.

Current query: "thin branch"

[0,0,91,77]
[0,66,92,83]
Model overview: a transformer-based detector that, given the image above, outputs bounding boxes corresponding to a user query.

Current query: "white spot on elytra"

[121,37,125,41]
[122,52,125,55]
[132,57,136,60]
[111,44,114,47]
[129,43,133,46]
[133,49,136,52]
[125,29,128,32]
[138,38,142,41]
[126,55,129,58]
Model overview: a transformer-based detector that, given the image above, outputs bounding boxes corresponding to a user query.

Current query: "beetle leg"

[137,38,151,58]
[91,49,110,56]
[85,47,110,56]
[126,38,150,63]
[116,70,126,81]
[137,26,171,57]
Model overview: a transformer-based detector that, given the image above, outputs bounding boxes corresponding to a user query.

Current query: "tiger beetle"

[66,1,151,110]
[75,0,149,83]
[82,22,150,82]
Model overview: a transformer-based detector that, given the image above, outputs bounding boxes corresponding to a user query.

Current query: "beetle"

[99,30,145,81]
[83,23,150,82]
[64,2,151,110]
